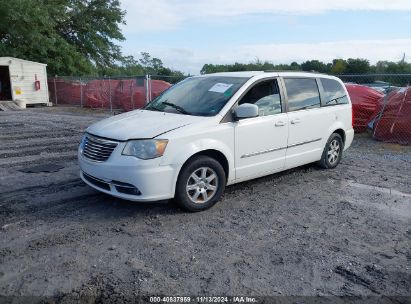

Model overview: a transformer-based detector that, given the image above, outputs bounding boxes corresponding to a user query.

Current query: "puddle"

[335,179,411,219]
[347,180,411,198]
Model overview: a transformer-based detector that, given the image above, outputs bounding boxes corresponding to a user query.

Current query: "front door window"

[239,79,282,116]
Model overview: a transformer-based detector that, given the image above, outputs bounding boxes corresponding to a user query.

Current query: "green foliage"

[201,58,411,76]
[0,0,185,77]
[0,0,125,75]
[300,60,330,73]
[137,52,185,81]
[1,1,409,79]
[101,52,185,80]
[345,58,370,74]
[99,55,145,76]
[200,59,302,74]
[331,59,347,74]
[373,60,411,73]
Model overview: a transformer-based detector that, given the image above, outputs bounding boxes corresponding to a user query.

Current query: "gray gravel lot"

[0,106,410,300]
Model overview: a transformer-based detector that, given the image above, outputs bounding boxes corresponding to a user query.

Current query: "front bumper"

[79,152,180,202]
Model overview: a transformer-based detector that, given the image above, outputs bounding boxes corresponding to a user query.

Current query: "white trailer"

[0,57,49,107]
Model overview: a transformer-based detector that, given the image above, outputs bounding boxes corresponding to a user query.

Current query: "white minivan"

[79,71,354,211]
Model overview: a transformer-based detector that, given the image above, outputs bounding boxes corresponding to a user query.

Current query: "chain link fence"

[48,73,410,145]
[48,75,186,113]
[338,73,411,93]
[338,74,411,145]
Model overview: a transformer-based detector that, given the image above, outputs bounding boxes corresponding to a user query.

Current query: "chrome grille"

[82,134,118,162]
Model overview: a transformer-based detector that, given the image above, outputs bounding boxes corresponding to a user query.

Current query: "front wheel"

[174,156,226,212]
[318,133,344,169]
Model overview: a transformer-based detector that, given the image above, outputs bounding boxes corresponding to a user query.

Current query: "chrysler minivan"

[79,71,354,211]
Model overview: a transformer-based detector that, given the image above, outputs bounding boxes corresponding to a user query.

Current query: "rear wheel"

[319,133,344,169]
[174,156,226,212]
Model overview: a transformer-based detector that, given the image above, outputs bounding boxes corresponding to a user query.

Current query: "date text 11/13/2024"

[149,296,257,303]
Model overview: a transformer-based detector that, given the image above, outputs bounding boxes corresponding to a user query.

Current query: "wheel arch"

[179,149,230,182]
[332,128,346,144]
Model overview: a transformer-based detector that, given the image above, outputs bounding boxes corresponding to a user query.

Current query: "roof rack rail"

[263,70,326,74]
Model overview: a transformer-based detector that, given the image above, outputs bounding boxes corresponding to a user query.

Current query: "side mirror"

[234,103,259,120]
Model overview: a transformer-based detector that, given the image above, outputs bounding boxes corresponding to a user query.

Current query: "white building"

[0,57,49,107]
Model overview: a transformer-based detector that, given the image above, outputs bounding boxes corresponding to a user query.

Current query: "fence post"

[80,78,83,108]
[100,79,104,109]
[130,80,134,110]
[108,76,113,114]
[373,82,391,138]
[53,76,58,105]
[145,74,149,104]
[149,75,152,102]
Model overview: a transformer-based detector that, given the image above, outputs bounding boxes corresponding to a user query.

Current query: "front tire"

[319,133,344,169]
[174,156,226,212]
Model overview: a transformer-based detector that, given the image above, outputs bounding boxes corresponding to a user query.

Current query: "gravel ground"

[0,106,410,301]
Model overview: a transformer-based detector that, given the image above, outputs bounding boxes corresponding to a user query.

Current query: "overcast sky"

[120,0,411,74]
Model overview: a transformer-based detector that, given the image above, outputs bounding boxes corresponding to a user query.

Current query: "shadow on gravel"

[225,163,318,193]
[0,183,182,227]
[82,163,319,217]
[97,194,181,215]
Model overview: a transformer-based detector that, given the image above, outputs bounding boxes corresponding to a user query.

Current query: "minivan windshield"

[144,76,249,116]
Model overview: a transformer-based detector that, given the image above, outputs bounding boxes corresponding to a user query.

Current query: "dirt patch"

[0,106,410,298]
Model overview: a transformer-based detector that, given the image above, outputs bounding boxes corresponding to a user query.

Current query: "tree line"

[200,58,411,75]
[1,0,409,78]
[0,0,183,77]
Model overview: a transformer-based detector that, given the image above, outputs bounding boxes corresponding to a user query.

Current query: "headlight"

[122,139,168,159]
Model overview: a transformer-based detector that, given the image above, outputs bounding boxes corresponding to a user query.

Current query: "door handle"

[275,121,286,127]
[291,118,301,124]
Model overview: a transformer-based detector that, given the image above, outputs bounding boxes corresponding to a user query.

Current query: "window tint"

[284,78,321,112]
[321,78,349,105]
[239,79,282,116]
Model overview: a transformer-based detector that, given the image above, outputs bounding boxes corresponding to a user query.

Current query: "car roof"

[197,71,340,80]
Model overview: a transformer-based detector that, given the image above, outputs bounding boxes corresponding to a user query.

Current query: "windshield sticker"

[209,83,233,93]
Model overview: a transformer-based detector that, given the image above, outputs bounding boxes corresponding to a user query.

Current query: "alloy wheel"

[327,139,340,165]
[186,167,218,204]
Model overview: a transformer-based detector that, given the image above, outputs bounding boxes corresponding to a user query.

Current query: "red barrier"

[371,87,411,145]
[345,84,384,132]
[48,78,171,111]
[49,80,82,105]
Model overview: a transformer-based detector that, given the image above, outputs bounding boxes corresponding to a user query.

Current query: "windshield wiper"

[162,101,190,115]
[146,106,162,112]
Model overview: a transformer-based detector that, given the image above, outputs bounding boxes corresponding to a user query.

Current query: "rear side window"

[321,78,349,105]
[284,78,321,112]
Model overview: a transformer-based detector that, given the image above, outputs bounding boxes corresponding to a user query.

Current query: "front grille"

[82,134,118,162]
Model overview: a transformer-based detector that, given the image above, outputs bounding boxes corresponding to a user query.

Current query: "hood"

[86,110,204,141]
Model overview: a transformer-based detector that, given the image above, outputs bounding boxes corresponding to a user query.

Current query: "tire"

[174,155,226,212]
[318,133,344,169]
